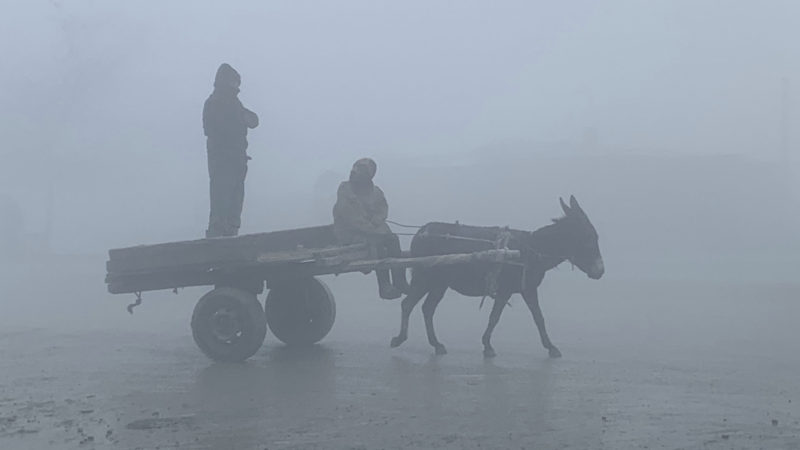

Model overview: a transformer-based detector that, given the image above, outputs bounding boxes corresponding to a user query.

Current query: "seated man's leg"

[375,269,400,300]
[373,233,403,299]
[382,233,401,257]
[383,233,409,293]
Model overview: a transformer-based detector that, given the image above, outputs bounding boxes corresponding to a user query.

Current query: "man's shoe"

[393,282,410,295]
[379,284,403,300]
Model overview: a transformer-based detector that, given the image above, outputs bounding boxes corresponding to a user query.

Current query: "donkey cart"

[105,225,519,362]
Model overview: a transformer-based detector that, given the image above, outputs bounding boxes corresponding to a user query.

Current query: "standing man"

[333,158,409,299]
[203,63,259,238]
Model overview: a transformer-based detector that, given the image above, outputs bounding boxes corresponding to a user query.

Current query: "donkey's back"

[411,222,526,257]
[408,222,528,299]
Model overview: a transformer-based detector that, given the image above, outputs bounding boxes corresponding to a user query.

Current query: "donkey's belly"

[444,265,493,298]
[439,264,524,298]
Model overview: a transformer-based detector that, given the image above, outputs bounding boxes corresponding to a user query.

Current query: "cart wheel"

[191,287,267,362]
[265,277,336,346]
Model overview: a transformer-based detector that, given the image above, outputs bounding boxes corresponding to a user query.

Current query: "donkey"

[390,196,604,358]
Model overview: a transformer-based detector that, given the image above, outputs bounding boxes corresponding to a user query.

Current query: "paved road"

[1,257,798,449]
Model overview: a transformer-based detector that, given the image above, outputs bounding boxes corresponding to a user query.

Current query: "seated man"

[333,158,409,299]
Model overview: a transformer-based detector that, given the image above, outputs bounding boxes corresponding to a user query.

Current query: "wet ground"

[1,256,799,449]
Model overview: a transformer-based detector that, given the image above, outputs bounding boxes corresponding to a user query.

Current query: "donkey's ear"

[560,197,571,215]
[569,195,581,210]
[569,195,589,219]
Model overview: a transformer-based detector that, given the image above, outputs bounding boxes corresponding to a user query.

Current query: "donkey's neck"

[528,222,569,271]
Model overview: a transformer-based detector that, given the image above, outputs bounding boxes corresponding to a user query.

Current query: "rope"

[428,233,497,245]
[386,220,422,229]
[127,291,143,315]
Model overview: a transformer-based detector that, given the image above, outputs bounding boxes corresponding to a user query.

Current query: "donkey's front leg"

[522,290,561,358]
[390,287,426,348]
[481,292,512,358]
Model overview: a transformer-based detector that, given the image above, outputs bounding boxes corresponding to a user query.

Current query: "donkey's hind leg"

[421,283,449,355]
[390,271,428,348]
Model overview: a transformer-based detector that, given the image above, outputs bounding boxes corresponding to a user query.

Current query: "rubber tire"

[265,277,336,346]
[191,287,267,362]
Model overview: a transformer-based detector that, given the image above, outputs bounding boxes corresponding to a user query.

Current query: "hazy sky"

[1,1,798,260]
[3,1,799,160]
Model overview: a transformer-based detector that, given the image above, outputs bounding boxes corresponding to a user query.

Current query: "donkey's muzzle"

[587,258,605,280]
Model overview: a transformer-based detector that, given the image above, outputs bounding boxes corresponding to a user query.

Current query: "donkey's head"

[553,195,604,279]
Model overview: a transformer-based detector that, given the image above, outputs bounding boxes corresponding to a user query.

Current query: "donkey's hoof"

[483,348,497,358]
[548,347,562,358]
[434,344,448,355]
[390,336,405,348]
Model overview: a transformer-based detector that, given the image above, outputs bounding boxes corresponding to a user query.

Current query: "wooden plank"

[107,269,216,294]
[106,245,372,294]
[106,245,370,287]
[106,248,519,295]
[106,244,368,280]
[254,244,367,264]
[321,249,521,274]
[107,225,338,273]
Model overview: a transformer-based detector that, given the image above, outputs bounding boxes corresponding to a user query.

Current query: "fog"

[2,1,799,257]
[1,1,799,449]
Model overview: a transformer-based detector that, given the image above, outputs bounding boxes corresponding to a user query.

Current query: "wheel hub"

[211,308,241,342]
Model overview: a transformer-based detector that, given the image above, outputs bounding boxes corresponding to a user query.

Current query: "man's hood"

[214,63,241,90]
